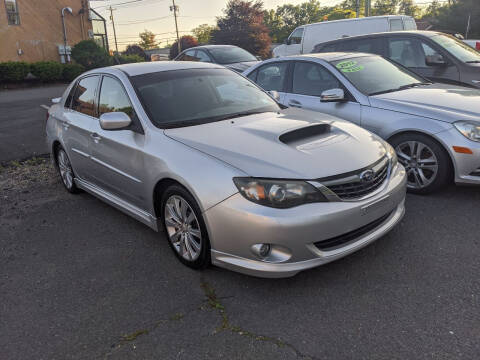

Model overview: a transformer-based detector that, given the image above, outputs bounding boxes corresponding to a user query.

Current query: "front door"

[282,61,362,125]
[247,61,290,103]
[284,28,304,56]
[89,75,147,209]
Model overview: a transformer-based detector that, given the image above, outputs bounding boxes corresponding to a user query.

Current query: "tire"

[390,133,451,194]
[160,184,211,269]
[55,147,80,194]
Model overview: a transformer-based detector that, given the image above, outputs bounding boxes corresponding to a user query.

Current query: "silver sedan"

[244,53,480,193]
[47,62,406,277]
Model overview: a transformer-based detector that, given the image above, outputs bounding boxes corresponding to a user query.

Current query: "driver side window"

[288,28,304,45]
[98,76,135,120]
[292,62,341,97]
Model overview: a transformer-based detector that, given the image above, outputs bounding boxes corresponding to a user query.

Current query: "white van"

[273,15,417,57]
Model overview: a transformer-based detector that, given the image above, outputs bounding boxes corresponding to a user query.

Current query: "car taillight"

[476,42,480,50]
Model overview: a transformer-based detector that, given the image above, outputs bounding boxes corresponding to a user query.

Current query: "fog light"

[251,243,271,258]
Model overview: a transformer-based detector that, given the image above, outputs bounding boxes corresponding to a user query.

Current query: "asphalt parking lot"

[1,159,479,360]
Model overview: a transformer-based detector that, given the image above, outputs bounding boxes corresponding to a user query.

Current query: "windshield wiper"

[369,82,430,96]
[216,110,267,121]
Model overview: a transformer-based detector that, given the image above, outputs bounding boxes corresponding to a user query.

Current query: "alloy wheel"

[395,141,439,190]
[57,149,74,189]
[164,195,202,261]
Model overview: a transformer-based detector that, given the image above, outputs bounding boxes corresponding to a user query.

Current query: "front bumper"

[436,127,480,185]
[204,164,406,278]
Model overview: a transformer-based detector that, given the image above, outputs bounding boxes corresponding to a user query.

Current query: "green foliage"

[71,40,112,70]
[123,44,149,61]
[192,24,216,44]
[169,35,199,59]
[62,64,85,82]
[398,0,421,17]
[372,0,399,16]
[211,0,271,59]
[327,8,357,21]
[0,61,30,82]
[138,30,157,50]
[30,61,63,82]
[116,54,144,64]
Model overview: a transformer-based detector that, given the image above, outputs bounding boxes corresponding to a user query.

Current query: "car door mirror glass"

[99,112,132,130]
[52,97,61,104]
[425,54,446,66]
[320,88,345,102]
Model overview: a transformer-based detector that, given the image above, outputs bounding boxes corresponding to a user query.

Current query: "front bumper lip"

[204,164,406,278]
[211,200,405,278]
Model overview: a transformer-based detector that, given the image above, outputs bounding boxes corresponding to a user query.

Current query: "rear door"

[89,75,147,209]
[387,36,460,84]
[63,75,100,181]
[282,61,361,125]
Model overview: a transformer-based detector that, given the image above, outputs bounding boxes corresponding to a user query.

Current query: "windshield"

[131,68,279,128]
[431,34,480,63]
[331,56,427,96]
[209,47,257,65]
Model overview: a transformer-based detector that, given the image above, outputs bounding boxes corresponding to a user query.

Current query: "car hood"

[164,109,387,179]
[225,61,259,73]
[369,83,480,123]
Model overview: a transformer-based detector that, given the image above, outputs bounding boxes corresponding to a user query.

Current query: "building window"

[5,0,20,25]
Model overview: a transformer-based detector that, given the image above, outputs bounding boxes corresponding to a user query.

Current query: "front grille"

[314,211,393,251]
[323,157,389,200]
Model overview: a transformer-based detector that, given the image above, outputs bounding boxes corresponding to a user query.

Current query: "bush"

[0,62,30,82]
[62,63,85,82]
[116,54,144,64]
[123,45,149,61]
[71,40,112,70]
[30,61,63,82]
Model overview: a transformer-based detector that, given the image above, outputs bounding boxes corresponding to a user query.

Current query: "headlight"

[384,142,398,168]
[233,178,327,208]
[454,121,480,142]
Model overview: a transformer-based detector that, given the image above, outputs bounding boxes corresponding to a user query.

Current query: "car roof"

[272,52,377,62]
[300,15,412,28]
[182,45,239,51]
[318,30,442,45]
[89,61,224,77]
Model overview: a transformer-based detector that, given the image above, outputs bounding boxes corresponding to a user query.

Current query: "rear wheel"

[390,133,451,194]
[56,147,79,194]
[161,185,210,269]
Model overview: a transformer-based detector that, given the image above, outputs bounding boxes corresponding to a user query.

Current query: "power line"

[116,15,171,25]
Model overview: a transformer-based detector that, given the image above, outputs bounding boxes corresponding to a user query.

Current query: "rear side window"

[98,77,135,119]
[315,43,340,53]
[177,49,197,61]
[389,19,404,31]
[196,50,212,63]
[341,38,383,55]
[71,76,99,117]
[256,62,288,92]
[292,62,340,97]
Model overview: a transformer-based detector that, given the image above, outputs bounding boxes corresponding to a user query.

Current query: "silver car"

[244,53,480,193]
[46,62,406,278]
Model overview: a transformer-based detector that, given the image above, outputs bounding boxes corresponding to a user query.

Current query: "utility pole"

[170,0,181,54]
[356,0,360,18]
[109,6,119,54]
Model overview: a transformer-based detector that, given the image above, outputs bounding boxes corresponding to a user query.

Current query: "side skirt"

[75,178,159,231]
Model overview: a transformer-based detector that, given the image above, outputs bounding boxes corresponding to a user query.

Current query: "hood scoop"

[279,124,332,145]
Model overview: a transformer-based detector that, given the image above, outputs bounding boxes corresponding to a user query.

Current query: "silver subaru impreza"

[46,62,406,277]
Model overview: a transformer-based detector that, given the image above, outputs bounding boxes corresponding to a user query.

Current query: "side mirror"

[267,90,280,101]
[256,56,262,61]
[320,88,345,103]
[425,54,446,67]
[99,112,132,130]
[284,38,291,45]
[52,97,61,104]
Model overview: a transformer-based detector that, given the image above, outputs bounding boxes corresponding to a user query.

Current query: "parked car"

[464,40,480,50]
[244,53,480,193]
[174,45,260,72]
[273,15,416,58]
[46,61,406,278]
[313,31,480,89]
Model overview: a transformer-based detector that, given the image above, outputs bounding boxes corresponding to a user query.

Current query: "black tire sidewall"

[160,184,211,269]
[390,133,451,194]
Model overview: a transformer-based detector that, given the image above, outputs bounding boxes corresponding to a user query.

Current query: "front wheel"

[161,185,210,269]
[390,133,451,194]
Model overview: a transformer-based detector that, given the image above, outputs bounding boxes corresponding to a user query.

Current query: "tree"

[372,0,399,16]
[341,0,366,15]
[192,24,216,44]
[325,7,357,21]
[169,35,199,59]
[398,0,420,17]
[123,44,149,61]
[211,0,271,59]
[71,40,112,70]
[138,30,157,50]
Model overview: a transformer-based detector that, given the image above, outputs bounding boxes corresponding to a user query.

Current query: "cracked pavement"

[1,160,479,359]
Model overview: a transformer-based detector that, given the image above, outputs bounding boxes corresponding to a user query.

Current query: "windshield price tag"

[336,60,364,73]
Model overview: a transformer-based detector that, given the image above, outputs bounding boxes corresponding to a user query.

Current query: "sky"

[89,0,428,51]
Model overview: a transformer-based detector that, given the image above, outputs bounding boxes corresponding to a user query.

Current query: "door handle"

[60,120,70,130]
[91,133,102,143]
[288,100,302,108]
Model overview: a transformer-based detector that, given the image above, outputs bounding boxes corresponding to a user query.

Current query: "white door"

[282,61,361,125]
[283,28,304,56]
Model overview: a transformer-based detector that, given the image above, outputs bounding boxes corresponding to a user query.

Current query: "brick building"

[0,0,108,63]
